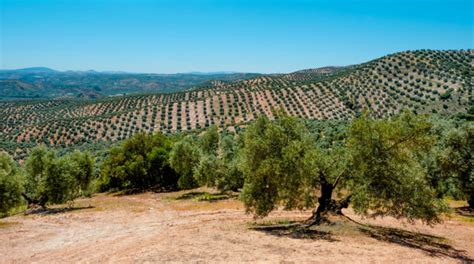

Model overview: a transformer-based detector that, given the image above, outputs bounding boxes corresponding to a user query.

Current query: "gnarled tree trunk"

[21,193,47,209]
[305,182,351,226]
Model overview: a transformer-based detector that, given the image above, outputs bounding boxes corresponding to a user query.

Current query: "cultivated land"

[1,49,472,160]
[0,189,473,263]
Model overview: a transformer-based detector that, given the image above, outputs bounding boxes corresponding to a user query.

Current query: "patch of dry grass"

[0,221,20,228]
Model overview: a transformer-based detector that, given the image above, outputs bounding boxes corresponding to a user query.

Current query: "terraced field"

[1,50,472,159]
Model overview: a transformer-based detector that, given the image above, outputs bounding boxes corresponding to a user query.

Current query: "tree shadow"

[359,224,473,262]
[250,222,338,242]
[24,205,94,215]
[455,207,473,218]
[111,185,179,196]
[175,191,237,202]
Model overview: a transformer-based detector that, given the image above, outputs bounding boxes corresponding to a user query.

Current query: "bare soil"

[1,189,473,263]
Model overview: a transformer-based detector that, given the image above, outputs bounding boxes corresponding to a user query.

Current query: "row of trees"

[98,125,244,193]
[170,126,243,191]
[1,111,472,226]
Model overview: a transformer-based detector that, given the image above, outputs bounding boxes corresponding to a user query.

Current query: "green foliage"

[348,111,447,223]
[240,114,316,216]
[194,154,224,187]
[42,157,77,205]
[438,124,474,207]
[194,131,244,191]
[24,146,77,206]
[169,137,200,189]
[170,128,244,192]
[240,111,449,224]
[217,133,244,191]
[67,150,95,196]
[199,125,219,156]
[100,132,178,190]
[0,153,24,216]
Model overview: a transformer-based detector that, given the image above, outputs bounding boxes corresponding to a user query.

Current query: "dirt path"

[1,190,473,263]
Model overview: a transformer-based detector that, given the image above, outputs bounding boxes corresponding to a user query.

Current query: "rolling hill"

[0,49,472,159]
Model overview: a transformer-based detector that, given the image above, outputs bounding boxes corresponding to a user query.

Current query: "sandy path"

[0,190,473,263]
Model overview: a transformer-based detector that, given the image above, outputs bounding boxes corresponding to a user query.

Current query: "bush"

[100,132,178,191]
[0,153,24,216]
[67,150,96,196]
[439,124,474,208]
[23,146,77,206]
[169,137,200,189]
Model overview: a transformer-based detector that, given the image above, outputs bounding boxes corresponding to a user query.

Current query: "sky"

[0,0,472,73]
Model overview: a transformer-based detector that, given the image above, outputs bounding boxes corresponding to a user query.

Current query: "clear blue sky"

[1,0,472,73]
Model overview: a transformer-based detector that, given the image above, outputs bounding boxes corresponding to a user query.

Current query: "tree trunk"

[21,193,46,209]
[468,194,474,209]
[305,182,351,226]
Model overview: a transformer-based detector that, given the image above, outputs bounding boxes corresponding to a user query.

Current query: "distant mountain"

[0,67,58,74]
[0,69,261,99]
[183,71,241,75]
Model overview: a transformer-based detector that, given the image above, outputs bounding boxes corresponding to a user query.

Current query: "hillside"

[0,49,472,159]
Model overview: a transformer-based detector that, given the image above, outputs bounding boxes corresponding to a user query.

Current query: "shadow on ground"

[455,207,474,218]
[111,186,178,196]
[175,191,237,202]
[251,217,472,262]
[250,222,338,242]
[359,224,473,262]
[24,206,94,215]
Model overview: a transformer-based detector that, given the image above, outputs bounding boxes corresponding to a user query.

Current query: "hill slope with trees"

[0,49,472,160]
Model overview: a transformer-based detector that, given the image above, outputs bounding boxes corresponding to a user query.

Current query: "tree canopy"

[0,152,24,216]
[100,132,178,191]
[240,111,448,225]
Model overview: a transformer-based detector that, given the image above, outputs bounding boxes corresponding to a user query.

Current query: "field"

[1,189,473,263]
[1,50,472,160]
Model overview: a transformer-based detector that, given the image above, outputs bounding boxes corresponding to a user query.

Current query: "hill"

[0,49,472,159]
[0,69,261,99]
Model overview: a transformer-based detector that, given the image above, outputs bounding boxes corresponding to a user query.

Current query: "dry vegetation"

[1,49,472,159]
[0,189,473,263]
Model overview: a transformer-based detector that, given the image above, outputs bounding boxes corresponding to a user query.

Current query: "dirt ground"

[1,189,473,263]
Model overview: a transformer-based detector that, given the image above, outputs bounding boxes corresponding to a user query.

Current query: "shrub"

[439,125,474,208]
[100,132,178,191]
[23,146,77,207]
[67,150,96,196]
[169,137,200,189]
[0,153,24,216]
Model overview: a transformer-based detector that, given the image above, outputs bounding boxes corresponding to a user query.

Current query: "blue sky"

[1,0,472,73]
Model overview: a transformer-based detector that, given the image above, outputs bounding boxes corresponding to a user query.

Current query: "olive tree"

[194,129,244,191]
[0,153,24,216]
[169,137,200,189]
[23,146,76,207]
[348,111,446,224]
[199,125,219,156]
[240,111,447,226]
[438,124,473,208]
[68,150,95,196]
[100,132,177,190]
